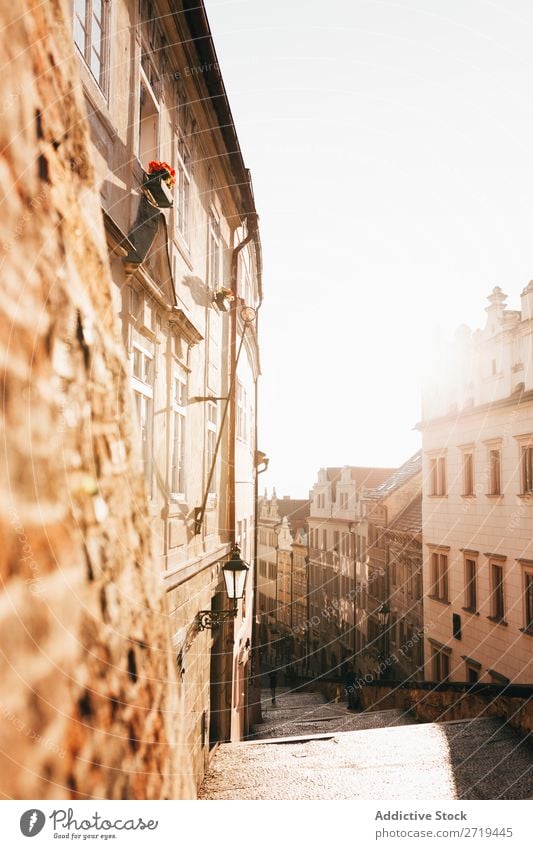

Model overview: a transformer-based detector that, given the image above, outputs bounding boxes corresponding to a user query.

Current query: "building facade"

[256,492,310,670]
[358,455,423,682]
[421,286,533,684]
[307,466,395,678]
[72,0,262,790]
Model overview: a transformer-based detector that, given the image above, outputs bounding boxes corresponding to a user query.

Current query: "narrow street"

[200,688,533,800]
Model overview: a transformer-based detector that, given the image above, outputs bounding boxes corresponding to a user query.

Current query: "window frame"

[428,454,447,496]
[206,401,218,496]
[462,447,475,496]
[170,366,187,499]
[429,548,449,603]
[463,554,478,613]
[489,558,506,623]
[73,0,111,95]
[131,340,155,498]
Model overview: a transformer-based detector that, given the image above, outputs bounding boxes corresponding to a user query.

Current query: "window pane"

[74,16,86,53]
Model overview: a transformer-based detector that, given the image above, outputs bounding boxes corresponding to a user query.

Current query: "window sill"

[169,493,187,504]
[519,627,533,637]
[517,493,533,499]
[461,494,476,499]
[427,494,448,499]
[485,494,503,499]
[487,616,508,627]
[462,607,480,616]
[428,595,450,605]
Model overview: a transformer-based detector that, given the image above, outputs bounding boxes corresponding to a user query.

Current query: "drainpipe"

[228,213,258,545]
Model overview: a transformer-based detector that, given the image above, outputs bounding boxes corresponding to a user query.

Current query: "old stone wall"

[0,0,190,799]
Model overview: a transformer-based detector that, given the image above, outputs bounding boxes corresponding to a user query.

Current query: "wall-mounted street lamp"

[196,545,249,630]
[377,601,391,627]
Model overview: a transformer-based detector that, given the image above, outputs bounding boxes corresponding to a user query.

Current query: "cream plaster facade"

[421,286,533,684]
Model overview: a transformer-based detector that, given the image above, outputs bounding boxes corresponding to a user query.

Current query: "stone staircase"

[247,687,417,741]
[199,687,533,800]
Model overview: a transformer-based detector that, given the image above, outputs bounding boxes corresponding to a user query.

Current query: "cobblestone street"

[200,689,533,800]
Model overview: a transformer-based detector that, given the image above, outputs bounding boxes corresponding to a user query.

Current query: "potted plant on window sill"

[143,160,176,208]
[213,287,234,311]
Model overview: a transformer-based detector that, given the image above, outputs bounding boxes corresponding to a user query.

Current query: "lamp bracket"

[196,607,238,631]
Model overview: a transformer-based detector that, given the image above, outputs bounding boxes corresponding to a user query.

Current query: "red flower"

[146,160,176,187]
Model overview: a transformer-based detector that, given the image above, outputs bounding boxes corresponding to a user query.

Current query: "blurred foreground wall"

[0,0,189,799]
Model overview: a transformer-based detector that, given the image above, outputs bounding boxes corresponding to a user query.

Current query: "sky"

[204,0,533,498]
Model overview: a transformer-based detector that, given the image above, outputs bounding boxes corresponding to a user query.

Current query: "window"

[340,492,348,509]
[431,645,450,682]
[236,382,247,441]
[138,60,160,162]
[170,370,187,496]
[322,529,327,551]
[522,566,533,633]
[490,561,505,622]
[74,0,108,91]
[430,550,449,602]
[131,344,154,494]
[466,663,479,683]
[206,402,217,495]
[428,455,446,495]
[464,557,477,612]
[489,448,501,495]
[174,129,191,241]
[462,450,474,496]
[208,213,221,290]
[521,445,533,494]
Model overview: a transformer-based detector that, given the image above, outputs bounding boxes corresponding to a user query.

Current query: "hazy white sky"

[204,0,533,497]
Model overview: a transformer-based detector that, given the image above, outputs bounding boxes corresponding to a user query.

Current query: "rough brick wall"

[0,0,190,799]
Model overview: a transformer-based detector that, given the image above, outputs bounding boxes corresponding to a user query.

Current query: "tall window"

[431,646,450,681]
[236,382,247,441]
[523,568,533,633]
[430,550,449,602]
[174,130,191,241]
[132,343,154,494]
[138,63,160,162]
[429,456,446,495]
[464,557,477,612]
[208,213,221,290]
[74,0,108,90]
[489,448,501,495]
[207,401,217,494]
[521,445,533,494]
[170,369,187,496]
[462,450,474,496]
[490,561,505,622]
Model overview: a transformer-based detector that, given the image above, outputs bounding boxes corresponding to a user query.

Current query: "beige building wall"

[70,0,261,791]
[421,287,533,684]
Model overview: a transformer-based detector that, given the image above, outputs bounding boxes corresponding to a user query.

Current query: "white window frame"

[430,548,449,602]
[131,341,154,497]
[428,454,447,496]
[170,366,187,498]
[138,62,160,163]
[462,447,474,496]
[73,0,110,94]
[208,211,221,291]
[236,381,247,442]
[174,127,191,243]
[206,401,217,496]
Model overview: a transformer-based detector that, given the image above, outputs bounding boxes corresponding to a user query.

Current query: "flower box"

[143,171,174,208]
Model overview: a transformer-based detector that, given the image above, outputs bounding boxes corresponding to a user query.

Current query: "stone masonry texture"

[0,0,189,799]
